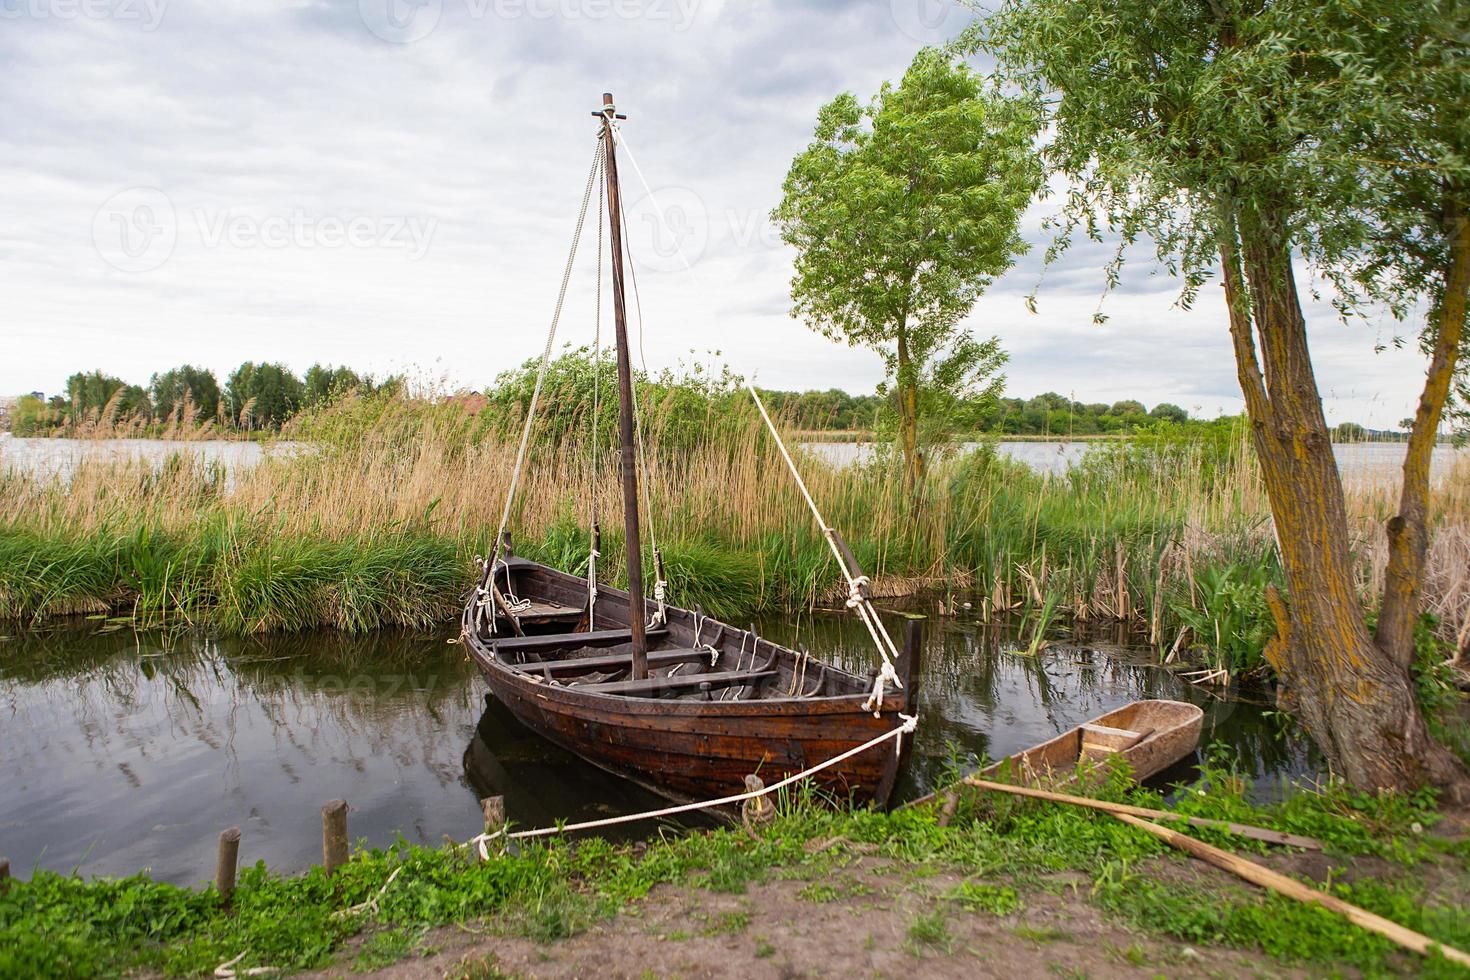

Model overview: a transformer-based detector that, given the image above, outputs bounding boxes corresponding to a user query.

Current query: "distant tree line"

[756,387,1195,435]
[11,364,1404,444]
[8,362,391,435]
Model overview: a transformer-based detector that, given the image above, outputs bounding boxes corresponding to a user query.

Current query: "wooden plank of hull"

[477,658,903,804]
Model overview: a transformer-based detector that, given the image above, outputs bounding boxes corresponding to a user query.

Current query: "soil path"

[324,860,1306,979]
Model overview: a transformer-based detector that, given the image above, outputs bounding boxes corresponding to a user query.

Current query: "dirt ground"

[316,855,1324,980]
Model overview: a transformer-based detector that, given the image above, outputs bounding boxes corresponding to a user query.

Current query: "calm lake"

[5,434,1463,484]
[0,613,1312,885]
[803,438,1468,482]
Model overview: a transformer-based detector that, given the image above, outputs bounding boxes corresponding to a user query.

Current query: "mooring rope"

[464,713,918,857]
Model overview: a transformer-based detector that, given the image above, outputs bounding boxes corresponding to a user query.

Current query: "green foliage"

[8,394,57,436]
[1413,615,1470,770]
[226,362,305,430]
[64,370,151,422]
[944,880,1022,916]
[774,47,1041,476]
[905,909,955,956]
[482,347,759,458]
[1166,562,1279,675]
[149,365,221,423]
[302,364,366,410]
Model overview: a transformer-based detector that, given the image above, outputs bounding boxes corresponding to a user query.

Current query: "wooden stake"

[322,800,349,876]
[480,796,506,834]
[215,828,240,905]
[1113,812,1470,969]
[0,858,9,891]
[964,778,1323,850]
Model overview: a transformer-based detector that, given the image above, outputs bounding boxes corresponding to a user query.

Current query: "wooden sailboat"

[460,94,920,807]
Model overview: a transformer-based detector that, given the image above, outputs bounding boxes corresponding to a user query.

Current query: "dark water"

[0,613,1315,885]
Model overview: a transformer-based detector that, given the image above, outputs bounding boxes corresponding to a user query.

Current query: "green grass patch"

[0,772,1462,977]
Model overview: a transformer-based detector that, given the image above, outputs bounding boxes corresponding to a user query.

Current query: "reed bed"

[2,392,1465,674]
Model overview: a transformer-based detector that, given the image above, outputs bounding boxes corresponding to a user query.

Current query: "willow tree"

[773,48,1041,498]
[981,0,1470,796]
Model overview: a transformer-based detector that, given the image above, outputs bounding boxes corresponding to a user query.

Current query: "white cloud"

[0,0,1434,427]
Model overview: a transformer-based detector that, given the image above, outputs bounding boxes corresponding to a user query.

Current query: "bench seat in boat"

[492,626,668,653]
[522,647,710,677]
[571,669,776,697]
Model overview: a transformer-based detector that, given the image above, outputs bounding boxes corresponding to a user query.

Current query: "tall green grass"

[3,378,1466,676]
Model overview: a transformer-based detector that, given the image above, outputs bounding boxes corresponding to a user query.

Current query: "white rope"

[607,119,688,622]
[331,865,404,919]
[467,713,918,857]
[588,150,607,631]
[746,384,904,715]
[607,121,694,274]
[612,171,668,624]
[480,141,604,633]
[214,952,278,978]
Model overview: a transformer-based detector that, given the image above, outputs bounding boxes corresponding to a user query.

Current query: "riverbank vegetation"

[2,366,1467,684]
[5,761,1468,978]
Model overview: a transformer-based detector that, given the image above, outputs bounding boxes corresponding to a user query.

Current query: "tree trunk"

[1377,190,1470,668]
[1218,200,1470,801]
[895,323,924,500]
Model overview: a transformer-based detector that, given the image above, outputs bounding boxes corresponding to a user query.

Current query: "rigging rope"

[746,384,905,716]
[477,141,603,633]
[587,148,607,630]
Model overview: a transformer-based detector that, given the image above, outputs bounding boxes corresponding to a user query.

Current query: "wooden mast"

[597,92,649,680]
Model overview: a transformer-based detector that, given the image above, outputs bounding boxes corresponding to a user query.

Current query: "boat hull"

[463,557,919,807]
[479,658,907,804]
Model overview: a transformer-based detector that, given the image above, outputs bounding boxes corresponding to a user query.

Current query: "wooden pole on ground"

[1113,812,1470,969]
[963,778,1323,850]
[215,828,241,905]
[322,800,349,876]
[0,858,9,892]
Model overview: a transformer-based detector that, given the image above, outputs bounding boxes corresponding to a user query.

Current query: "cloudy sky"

[0,0,1432,427]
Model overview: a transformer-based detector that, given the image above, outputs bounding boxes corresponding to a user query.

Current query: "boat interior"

[476,557,876,703]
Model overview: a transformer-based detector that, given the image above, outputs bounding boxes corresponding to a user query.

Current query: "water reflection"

[751,611,1318,800]
[1,613,1315,884]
